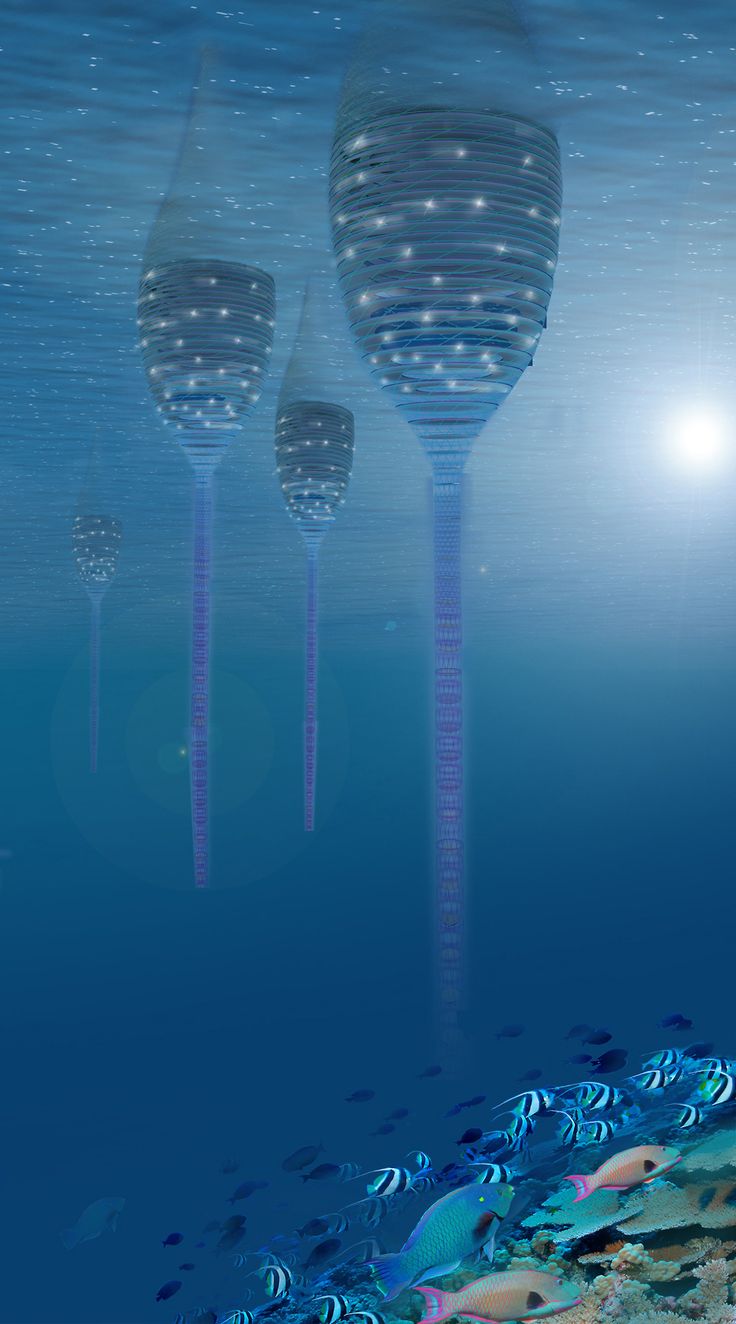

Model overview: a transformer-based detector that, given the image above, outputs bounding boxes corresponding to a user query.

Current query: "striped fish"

[366,1167,412,1197]
[642,1048,682,1070]
[217,1312,256,1324]
[563,1082,622,1111]
[471,1164,513,1184]
[674,1104,704,1129]
[259,1265,292,1300]
[556,1110,584,1147]
[698,1072,736,1105]
[581,1119,617,1144]
[341,1237,384,1263]
[357,1196,388,1229]
[346,1313,386,1324]
[503,1114,536,1139]
[407,1150,433,1172]
[338,1162,362,1181]
[316,1296,352,1324]
[633,1069,677,1092]
[411,1174,437,1193]
[698,1058,735,1079]
[326,1213,349,1235]
[493,1090,554,1119]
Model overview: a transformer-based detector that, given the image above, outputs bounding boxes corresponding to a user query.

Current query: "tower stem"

[191,468,214,888]
[304,541,320,832]
[89,594,102,774]
[432,468,464,1051]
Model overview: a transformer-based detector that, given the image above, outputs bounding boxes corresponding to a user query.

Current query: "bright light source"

[670,408,727,472]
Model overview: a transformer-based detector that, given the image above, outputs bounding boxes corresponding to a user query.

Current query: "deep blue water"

[3,0,736,1320]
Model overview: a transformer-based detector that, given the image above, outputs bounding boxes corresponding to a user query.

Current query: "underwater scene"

[3,0,736,1320]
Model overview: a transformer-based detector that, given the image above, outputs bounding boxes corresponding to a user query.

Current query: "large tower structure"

[275,278,355,830]
[139,54,275,888]
[72,509,122,773]
[329,0,561,1048]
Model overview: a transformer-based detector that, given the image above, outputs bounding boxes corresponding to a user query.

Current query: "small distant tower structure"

[72,511,122,773]
[275,278,355,830]
[138,52,275,887]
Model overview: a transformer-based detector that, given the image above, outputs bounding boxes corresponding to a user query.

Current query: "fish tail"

[415,1287,455,1323]
[564,1174,593,1202]
[368,1253,408,1301]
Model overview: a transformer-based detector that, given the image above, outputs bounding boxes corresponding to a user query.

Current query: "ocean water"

[3,0,736,1320]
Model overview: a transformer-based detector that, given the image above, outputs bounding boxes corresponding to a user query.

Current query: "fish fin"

[369,1254,408,1302]
[484,1225,498,1262]
[606,1185,629,1191]
[414,1287,454,1324]
[564,1174,593,1203]
[414,1263,460,1286]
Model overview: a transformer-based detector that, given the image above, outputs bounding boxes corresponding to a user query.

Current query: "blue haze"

[2,0,736,1320]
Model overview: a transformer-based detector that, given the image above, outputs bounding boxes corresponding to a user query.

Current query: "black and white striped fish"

[355,1196,388,1229]
[674,1103,704,1129]
[407,1150,432,1172]
[698,1058,735,1080]
[346,1313,386,1324]
[259,1264,292,1300]
[341,1237,384,1263]
[556,1110,584,1147]
[217,1312,256,1324]
[338,1162,362,1182]
[365,1167,412,1197]
[324,1213,349,1235]
[633,1068,679,1092]
[581,1119,617,1144]
[502,1115,536,1148]
[494,1089,554,1119]
[561,1082,622,1111]
[411,1173,438,1193]
[471,1163,513,1184]
[642,1048,683,1070]
[316,1296,352,1324]
[698,1072,736,1106]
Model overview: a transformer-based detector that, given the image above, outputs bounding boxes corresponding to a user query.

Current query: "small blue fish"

[163,1232,184,1247]
[156,1280,182,1302]
[346,1089,375,1103]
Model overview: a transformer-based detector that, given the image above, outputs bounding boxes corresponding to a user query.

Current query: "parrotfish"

[415,1269,581,1324]
[61,1196,125,1249]
[564,1144,681,1202]
[369,1181,514,1301]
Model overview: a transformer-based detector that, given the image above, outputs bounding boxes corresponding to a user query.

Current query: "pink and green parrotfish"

[369,1182,514,1301]
[564,1144,681,1202]
[416,1268,581,1324]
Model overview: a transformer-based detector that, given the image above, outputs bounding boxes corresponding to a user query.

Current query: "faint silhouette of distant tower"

[330,0,561,1049]
[138,52,275,888]
[72,447,122,773]
[275,277,355,830]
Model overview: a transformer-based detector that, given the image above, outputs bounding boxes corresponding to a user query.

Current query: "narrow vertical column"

[304,540,320,832]
[191,468,214,888]
[89,594,102,774]
[432,470,464,1051]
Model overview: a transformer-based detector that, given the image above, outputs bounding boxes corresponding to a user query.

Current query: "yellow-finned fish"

[564,1143,681,1202]
[415,1268,581,1324]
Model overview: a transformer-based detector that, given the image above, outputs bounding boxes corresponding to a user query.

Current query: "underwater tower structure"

[138,55,275,887]
[72,509,122,774]
[329,0,561,1046]
[275,278,355,831]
